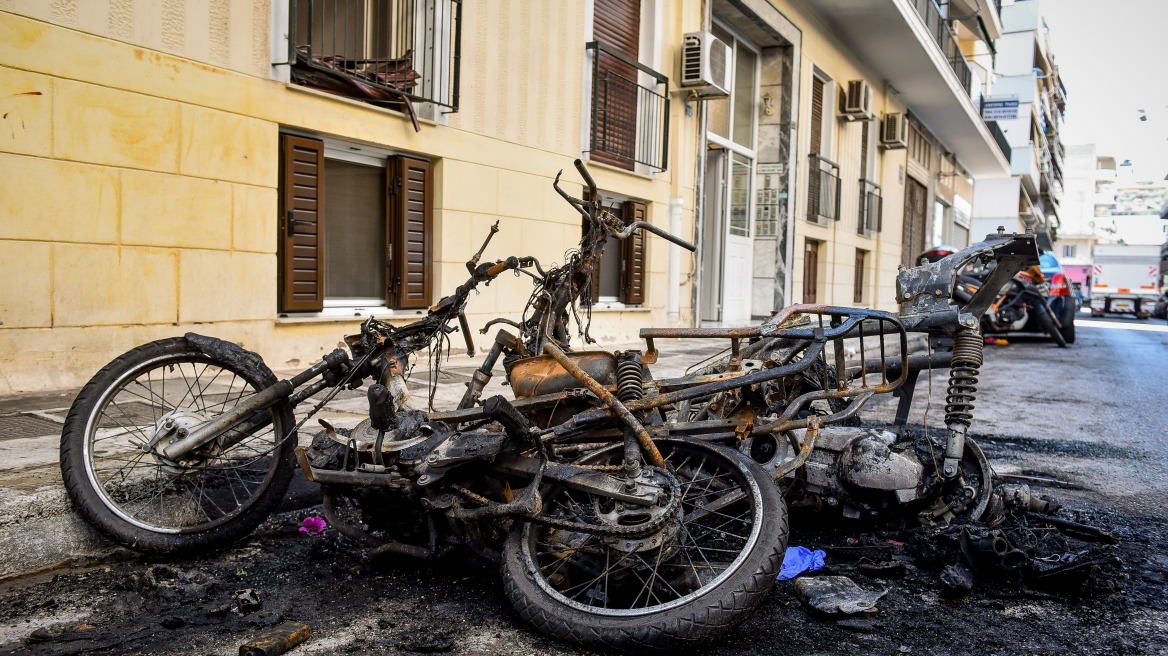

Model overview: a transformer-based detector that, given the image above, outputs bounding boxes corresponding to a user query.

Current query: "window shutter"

[620,200,646,305]
[279,134,325,312]
[591,0,640,170]
[860,120,870,180]
[854,249,866,304]
[389,155,433,309]
[809,77,824,155]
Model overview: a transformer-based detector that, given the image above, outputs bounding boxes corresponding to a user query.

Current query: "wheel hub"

[148,408,214,471]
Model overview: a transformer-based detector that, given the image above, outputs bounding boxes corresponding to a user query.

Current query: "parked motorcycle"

[59,161,1039,650]
[923,246,1067,348]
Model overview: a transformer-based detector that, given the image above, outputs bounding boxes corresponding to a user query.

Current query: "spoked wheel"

[60,337,295,553]
[501,438,787,650]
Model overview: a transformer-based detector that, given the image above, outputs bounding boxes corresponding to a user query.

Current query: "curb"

[0,471,322,582]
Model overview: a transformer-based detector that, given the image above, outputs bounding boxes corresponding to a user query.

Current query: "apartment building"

[0,1,705,392]
[970,0,1067,250]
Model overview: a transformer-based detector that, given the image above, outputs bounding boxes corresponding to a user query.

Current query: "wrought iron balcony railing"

[858,179,883,235]
[807,155,841,224]
[909,0,975,97]
[586,41,670,172]
[289,0,461,113]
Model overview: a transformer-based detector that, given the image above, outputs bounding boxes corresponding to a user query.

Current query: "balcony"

[807,155,842,224]
[585,41,670,172]
[288,0,461,114]
[798,0,1010,177]
[858,179,883,235]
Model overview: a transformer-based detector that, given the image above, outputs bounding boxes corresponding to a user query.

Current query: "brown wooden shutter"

[809,77,824,155]
[803,239,819,304]
[279,134,325,312]
[592,0,640,170]
[389,155,433,309]
[860,120,870,180]
[854,249,866,304]
[620,200,646,304]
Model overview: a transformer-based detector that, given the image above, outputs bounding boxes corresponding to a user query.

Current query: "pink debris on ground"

[299,516,327,535]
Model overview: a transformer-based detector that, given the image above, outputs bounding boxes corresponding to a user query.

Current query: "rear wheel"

[501,439,787,650]
[60,337,296,554]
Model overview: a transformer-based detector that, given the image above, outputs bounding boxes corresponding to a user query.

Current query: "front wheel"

[1034,302,1068,348]
[501,439,787,650]
[60,336,296,554]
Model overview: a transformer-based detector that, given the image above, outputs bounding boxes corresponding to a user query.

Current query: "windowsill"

[581,157,660,182]
[857,230,879,239]
[275,306,427,325]
[804,217,837,228]
[284,83,443,128]
[589,303,650,312]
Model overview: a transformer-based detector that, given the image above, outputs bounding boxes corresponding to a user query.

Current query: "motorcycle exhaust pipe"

[161,349,349,461]
[1000,549,1028,571]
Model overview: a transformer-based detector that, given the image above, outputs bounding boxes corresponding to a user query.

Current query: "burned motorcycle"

[59,160,1039,650]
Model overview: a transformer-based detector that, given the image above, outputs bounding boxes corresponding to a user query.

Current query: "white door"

[721,153,754,323]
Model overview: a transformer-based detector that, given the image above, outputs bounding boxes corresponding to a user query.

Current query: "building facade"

[691,0,1010,323]
[0,1,705,392]
[970,0,1067,250]
[1,0,1024,392]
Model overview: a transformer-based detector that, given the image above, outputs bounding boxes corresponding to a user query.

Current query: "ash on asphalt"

[1,426,1166,655]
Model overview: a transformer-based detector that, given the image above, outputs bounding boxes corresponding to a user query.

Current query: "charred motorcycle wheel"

[60,337,295,554]
[1033,301,1068,348]
[500,438,787,650]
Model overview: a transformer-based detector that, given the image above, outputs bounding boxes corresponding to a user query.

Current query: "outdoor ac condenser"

[880,113,909,149]
[680,31,731,97]
[839,80,873,120]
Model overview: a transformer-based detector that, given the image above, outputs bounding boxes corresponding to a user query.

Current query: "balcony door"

[700,23,758,324]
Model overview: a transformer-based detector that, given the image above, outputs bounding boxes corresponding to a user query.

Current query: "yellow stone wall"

[773,0,907,311]
[0,4,702,392]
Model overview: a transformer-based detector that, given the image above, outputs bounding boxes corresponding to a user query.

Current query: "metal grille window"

[807,154,841,223]
[858,179,882,235]
[289,0,461,114]
[586,41,670,172]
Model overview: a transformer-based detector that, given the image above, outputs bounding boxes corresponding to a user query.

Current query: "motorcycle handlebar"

[612,221,697,252]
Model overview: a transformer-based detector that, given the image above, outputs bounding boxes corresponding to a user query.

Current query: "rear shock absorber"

[942,328,983,478]
[616,352,645,403]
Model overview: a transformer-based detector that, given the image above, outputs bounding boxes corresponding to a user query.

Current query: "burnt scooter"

[59,161,1039,650]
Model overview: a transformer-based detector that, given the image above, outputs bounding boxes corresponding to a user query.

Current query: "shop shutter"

[389,155,433,309]
[620,200,646,304]
[279,134,325,312]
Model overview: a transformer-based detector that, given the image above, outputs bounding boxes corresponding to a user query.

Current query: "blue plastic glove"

[777,546,827,581]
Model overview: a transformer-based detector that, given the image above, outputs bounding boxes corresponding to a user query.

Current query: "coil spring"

[616,359,645,403]
[945,329,983,429]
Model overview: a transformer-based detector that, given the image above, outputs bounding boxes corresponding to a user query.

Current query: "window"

[278,134,432,314]
[1063,244,1077,258]
[857,119,881,235]
[854,248,868,304]
[288,0,461,115]
[585,195,648,305]
[933,200,949,247]
[806,72,840,224]
[586,0,668,171]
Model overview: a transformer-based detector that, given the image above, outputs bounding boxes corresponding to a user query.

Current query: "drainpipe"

[667,196,684,325]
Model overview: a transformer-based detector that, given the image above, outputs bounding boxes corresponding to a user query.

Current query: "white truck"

[1090,243,1163,319]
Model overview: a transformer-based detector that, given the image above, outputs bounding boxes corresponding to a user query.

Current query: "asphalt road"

[1,313,1166,655]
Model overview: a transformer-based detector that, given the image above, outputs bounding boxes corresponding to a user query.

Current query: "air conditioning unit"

[880,113,909,149]
[680,31,731,97]
[839,80,873,120]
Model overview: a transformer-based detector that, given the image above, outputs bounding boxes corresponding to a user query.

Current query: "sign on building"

[981,96,1019,121]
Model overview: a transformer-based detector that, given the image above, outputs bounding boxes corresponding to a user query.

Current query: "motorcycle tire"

[501,438,787,651]
[60,336,296,554]
[1059,316,1076,344]
[1034,303,1068,348]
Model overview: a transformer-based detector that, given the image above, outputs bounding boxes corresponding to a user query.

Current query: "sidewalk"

[0,333,921,580]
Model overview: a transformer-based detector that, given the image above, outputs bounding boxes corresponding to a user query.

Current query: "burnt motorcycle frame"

[61,158,1039,649]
